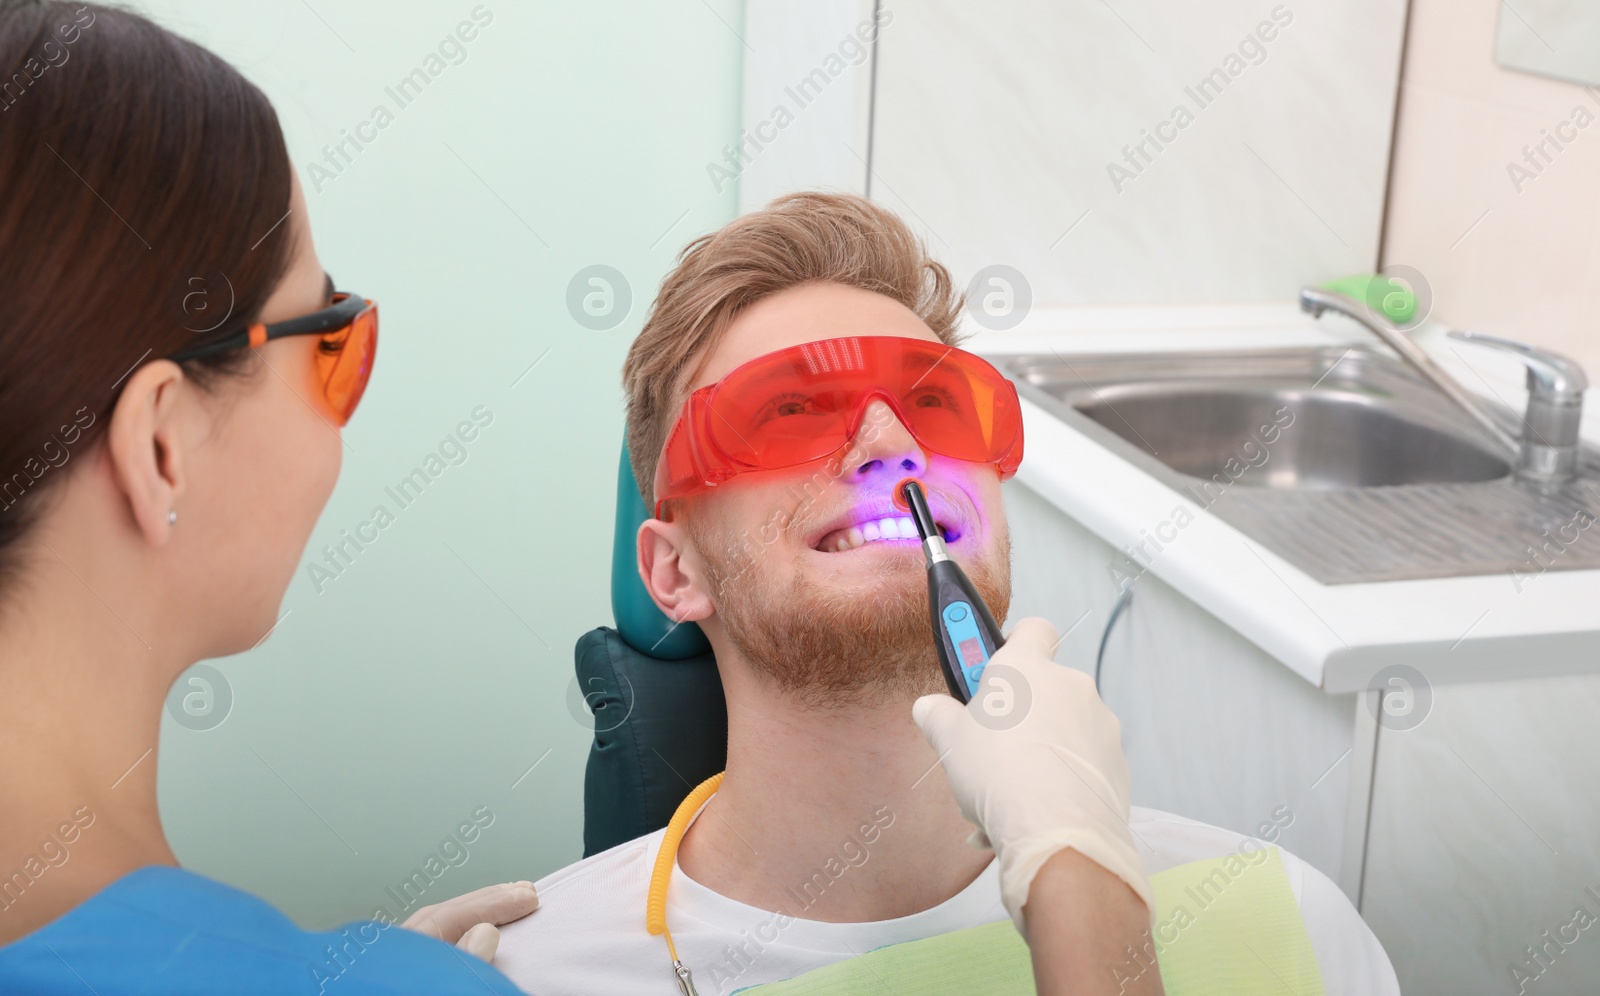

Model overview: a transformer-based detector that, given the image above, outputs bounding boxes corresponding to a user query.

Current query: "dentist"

[0,3,532,991]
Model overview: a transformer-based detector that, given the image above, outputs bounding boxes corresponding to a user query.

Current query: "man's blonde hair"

[623,192,965,503]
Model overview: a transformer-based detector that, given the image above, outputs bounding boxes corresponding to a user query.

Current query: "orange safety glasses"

[172,287,378,427]
[655,336,1024,518]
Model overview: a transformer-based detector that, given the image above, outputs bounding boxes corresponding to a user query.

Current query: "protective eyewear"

[172,288,378,427]
[655,335,1024,518]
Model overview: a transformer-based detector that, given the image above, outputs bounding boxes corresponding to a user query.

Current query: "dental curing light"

[899,478,1005,703]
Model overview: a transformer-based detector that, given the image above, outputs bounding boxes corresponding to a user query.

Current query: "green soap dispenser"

[1319,273,1418,325]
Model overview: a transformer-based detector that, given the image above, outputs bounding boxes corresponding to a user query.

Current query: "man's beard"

[693,521,1012,708]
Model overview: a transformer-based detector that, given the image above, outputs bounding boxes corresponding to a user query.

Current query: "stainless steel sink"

[1061,351,1512,489]
[997,345,1600,583]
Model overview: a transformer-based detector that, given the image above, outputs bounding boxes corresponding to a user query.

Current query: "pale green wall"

[136,0,744,928]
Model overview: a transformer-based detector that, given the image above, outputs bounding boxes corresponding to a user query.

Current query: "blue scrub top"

[0,866,527,994]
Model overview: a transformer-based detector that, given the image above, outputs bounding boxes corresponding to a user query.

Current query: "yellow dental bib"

[737,846,1324,995]
[650,774,1324,995]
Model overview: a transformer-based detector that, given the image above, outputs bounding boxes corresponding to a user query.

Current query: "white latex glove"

[912,617,1153,938]
[400,880,539,963]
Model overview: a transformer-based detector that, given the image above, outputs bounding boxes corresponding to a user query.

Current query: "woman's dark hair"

[0,1,294,583]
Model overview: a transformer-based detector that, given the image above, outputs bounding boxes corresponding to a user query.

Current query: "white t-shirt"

[496,805,1398,995]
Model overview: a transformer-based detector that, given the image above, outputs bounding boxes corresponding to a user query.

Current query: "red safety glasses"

[172,287,378,427]
[655,336,1024,518]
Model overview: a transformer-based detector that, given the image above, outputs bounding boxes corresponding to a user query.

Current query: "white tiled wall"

[1383,0,1600,374]
[865,0,1408,306]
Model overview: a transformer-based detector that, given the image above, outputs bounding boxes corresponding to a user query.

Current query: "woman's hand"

[400,881,539,963]
[911,617,1152,934]
[913,618,1162,994]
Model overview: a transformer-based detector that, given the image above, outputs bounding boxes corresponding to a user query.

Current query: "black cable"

[1094,585,1135,694]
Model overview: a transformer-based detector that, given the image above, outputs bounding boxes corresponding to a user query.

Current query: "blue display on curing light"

[941,599,990,695]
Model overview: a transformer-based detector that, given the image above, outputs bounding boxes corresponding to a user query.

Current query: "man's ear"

[638,518,715,625]
[106,359,189,547]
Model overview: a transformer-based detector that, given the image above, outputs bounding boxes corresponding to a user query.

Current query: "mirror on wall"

[1496,0,1600,87]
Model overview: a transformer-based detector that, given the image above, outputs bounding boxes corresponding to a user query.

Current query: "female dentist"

[0,3,535,991]
[0,3,1160,993]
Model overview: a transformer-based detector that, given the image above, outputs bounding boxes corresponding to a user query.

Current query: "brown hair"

[623,191,965,503]
[0,2,294,584]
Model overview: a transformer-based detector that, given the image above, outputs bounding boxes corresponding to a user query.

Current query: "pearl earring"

[168,510,178,525]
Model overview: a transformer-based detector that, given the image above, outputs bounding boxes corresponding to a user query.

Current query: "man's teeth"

[827,516,922,552]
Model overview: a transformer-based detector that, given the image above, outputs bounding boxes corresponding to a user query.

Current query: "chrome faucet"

[1446,330,1587,486]
[1299,287,1520,456]
[1298,287,1587,487]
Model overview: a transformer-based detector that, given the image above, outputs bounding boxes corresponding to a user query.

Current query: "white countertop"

[967,302,1600,694]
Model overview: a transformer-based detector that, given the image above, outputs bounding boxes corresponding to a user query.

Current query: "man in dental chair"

[495,193,1398,995]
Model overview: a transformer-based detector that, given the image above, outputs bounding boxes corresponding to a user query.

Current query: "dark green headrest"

[582,440,722,856]
[577,626,725,856]
[610,440,709,659]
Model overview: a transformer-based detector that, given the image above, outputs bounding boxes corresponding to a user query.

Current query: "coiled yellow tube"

[647,770,725,962]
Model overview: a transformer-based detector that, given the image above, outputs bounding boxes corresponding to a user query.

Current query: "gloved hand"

[400,880,539,963]
[912,617,1152,938]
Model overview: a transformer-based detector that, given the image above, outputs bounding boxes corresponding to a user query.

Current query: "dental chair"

[574,443,727,857]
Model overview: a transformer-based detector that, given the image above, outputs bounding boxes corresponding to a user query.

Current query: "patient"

[496,193,1398,994]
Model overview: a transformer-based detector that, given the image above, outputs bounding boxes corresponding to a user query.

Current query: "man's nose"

[845,399,926,482]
